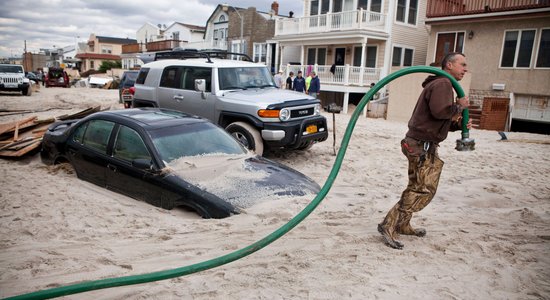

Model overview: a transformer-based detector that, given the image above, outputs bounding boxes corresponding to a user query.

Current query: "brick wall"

[479,97,510,131]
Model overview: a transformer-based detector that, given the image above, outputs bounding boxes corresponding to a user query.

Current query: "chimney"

[271,1,279,16]
[289,11,294,18]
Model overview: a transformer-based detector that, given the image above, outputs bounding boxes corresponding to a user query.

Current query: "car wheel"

[225,121,264,156]
[23,86,32,96]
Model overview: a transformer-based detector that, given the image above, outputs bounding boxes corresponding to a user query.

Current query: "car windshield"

[149,122,247,163]
[123,72,139,86]
[0,65,24,73]
[218,67,275,90]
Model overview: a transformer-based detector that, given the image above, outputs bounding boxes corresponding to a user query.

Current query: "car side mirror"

[132,158,154,171]
[195,79,206,99]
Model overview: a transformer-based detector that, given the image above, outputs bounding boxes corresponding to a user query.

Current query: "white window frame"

[392,44,415,67]
[534,27,550,69]
[352,44,378,67]
[253,42,268,64]
[357,0,383,13]
[395,0,418,27]
[101,45,113,54]
[499,28,537,69]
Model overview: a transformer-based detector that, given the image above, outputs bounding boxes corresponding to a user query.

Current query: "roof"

[75,53,121,60]
[95,36,137,44]
[98,108,205,129]
[172,22,206,32]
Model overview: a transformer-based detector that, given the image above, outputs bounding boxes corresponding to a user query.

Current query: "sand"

[0,86,549,299]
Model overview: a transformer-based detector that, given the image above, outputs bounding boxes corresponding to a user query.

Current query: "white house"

[270,0,431,114]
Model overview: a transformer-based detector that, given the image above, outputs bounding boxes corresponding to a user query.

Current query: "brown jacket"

[406,76,462,143]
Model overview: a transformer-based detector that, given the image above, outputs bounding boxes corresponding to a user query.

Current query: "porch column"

[274,43,280,73]
[343,91,350,114]
[359,38,367,87]
[300,45,305,72]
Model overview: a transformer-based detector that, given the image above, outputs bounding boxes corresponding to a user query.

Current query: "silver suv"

[133,50,327,155]
[0,64,32,96]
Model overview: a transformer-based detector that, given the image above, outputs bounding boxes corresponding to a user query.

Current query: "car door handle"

[107,164,117,172]
[174,95,184,101]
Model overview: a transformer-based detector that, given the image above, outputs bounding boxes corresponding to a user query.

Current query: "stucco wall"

[386,71,471,123]
[426,17,550,97]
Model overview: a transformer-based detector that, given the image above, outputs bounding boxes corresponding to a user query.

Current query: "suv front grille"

[290,107,315,119]
[2,77,19,84]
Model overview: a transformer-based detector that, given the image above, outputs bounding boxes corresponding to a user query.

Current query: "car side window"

[72,122,89,144]
[135,68,149,84]
[81,120,115,154]
[181,67,211,91]
[113,126,151,162]
[160,67,179,88]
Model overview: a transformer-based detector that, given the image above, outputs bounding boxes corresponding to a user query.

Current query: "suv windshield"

[0,65,24,73]
[218,67,275,90]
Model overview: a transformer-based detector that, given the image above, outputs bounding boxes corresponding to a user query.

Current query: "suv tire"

[23,86,32,96]
[226,121,264,156]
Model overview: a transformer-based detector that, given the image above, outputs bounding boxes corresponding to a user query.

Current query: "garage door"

[513,95,550,123]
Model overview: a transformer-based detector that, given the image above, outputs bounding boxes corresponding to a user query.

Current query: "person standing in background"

[273,70,284,89]
[286,72,294,90]
[293,71,306,93]
[307,71,320,99]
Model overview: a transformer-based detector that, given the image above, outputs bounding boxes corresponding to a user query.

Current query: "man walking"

[378,52,471,249]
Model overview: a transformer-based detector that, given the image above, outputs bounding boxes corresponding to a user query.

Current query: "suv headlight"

[279,108,290,121]
[314,104,321,116]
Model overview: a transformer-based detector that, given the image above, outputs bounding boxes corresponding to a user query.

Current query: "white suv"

[0,64,32,96]
[133,50,328,155]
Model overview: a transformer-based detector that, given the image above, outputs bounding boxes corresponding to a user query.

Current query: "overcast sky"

[0,0,303,58]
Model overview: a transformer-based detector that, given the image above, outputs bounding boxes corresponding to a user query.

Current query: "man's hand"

[457,96,469,109]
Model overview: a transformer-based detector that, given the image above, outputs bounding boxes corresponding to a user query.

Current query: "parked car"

[119,70,139,105]
[133,50,328,156]
[0,64,32,96]
[44,67,70,88]
[40,108,320,218]
[25,72,40,84]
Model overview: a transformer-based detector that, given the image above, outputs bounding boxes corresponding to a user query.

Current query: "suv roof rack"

[154,49,253,63]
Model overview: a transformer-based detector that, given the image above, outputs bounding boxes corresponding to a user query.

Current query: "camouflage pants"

[380,137,444,238]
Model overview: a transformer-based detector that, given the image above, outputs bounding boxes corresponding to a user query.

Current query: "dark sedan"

[41,108,320,218]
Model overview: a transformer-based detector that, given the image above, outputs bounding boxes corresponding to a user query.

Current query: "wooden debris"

[0,106,102,158]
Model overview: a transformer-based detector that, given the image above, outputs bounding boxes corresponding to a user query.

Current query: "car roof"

[93,108,207,130]
[143,58,265,69]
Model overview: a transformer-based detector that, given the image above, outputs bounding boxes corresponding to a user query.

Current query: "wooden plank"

[0,116,37,136]
[0,140,42,157]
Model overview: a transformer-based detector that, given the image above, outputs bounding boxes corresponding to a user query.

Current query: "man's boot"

[377,224,404,249]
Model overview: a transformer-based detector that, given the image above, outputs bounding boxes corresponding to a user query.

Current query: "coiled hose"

[6,66,466,300]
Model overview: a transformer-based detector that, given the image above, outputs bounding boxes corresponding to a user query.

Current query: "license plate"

[306,124,318,134]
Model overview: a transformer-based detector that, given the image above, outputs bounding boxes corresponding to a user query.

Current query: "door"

[435,32,465,65]
[69,119,115,187]
[106,125,161,202]
[158,66,215,121]
[334,48,346,79]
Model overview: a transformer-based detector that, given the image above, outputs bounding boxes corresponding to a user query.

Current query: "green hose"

[5,66,465,300]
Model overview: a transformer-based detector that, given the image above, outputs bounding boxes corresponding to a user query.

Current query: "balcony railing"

[187,40,228,51]
[427,0,550,17]
[283,64,381,87]
[146,39,181,52]
[121,43,144,54]
[275,9,386,36]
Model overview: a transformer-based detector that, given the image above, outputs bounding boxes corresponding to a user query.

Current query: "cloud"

[0,0,302,58]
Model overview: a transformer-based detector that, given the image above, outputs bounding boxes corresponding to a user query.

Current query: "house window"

[253,43,267,64]
[501,29,536,68]
[536,29,550,68]
[357,0,382,12]
[353,46,377,67]
[307,48,327,65]
[101,46,112,54]
[231,41,247,55]
[434,32,465,64]
[172,31,180,41]
[218,15,226,22]
[396,0,418,25]
[90,61,95,69]
[392,46,414,66]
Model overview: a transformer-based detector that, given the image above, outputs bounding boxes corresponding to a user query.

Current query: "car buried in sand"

[40,108,320,218]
